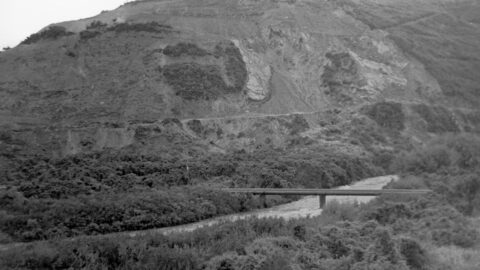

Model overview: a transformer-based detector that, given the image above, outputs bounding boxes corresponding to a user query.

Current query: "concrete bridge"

[222,188,432,208]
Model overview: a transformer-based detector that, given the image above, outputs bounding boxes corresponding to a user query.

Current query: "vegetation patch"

[161,41,247,100]
[364,102,405,131]
[186,120,205,136]
[161,117,182,127]
[4,135,480,269]
[163,63,234,100]
[322,52,358,87]
[86,20,108,30]
[455,110,480,133]
[21,26,74,45]
[214,41,248,92]
[108,22,173,34]
[0,216,430,270]
[390,134,480,216]
[0,147,380,242]
[411,104,459,132]
[163,42,209,57]
[79,21,173,41]
[279,114,310,135]
[79,30,102,41]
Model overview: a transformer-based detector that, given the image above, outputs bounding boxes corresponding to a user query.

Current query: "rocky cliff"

[1,0,479,161]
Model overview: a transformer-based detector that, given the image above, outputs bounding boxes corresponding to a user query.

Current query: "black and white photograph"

[0,0,479,269]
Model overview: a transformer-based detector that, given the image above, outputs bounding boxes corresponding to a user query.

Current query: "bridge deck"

[222,188,431,196]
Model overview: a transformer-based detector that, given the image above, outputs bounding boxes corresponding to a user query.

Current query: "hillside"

[0,0,479,163]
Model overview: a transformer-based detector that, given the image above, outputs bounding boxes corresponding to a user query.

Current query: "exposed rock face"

[233,39,272,101]
[0,0,479,157]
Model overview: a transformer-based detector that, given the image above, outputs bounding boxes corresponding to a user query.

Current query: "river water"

[129,175,398,237]
[0,175,398,251]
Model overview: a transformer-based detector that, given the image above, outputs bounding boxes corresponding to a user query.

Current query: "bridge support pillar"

[319,195,326,209]
[260,194,267,207]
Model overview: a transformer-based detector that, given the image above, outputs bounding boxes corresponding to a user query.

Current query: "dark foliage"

[364,102,405,131]
[108,22,173,34]
[86,20,108,30]
[360,193,478,248]
[391,134,480,174]
[79,21,173,41]
[187,119,205,135]
[0,187,254,243]
[163,63,235,100]
[79,30,102,41]
[0,148,380,242]
[21,26,74,45]
[279,114,310,135]
[411,104,459,132]
[163,42,209,57]
[322,52,358,86]
[398,237,430,270]
[162,41,247,101]
[214,41,248,92]
[0,218,422,270]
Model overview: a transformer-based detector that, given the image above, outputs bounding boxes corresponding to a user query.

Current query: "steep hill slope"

[0,0,479,160]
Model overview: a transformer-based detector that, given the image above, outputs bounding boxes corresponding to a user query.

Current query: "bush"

[398,237,430,270]
[163,42,209,57]
[163,63,232,100]
[214,41,248,92]
[86,20,108,30]
[364,102,405,131]
[21,26,74,45]
[1,147,381,242]
[411,104,459,133]
[108,22,173,34]
[360,194,479,248]
[390,134,480,174]
[79,30,102,40]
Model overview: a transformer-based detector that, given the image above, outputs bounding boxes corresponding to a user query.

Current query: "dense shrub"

[364,102,405,131]
[398,237,430,270]
[411,104,459,133]
[322,52,358,87]
[21,26,74,45]
[322,51,358,103]
[0,187,259,242]
[0,218,424,270]
[108,22,173,34]
[389,173,480,216]
[79,21,173,41]
[163,42,209,57]
[214,41,248,92]
[0,147,381,242]
[79,30,102,40]
[360,194,478,248]
[186,119,205,135]
[391,134,480,174]
[161,41,247,100]
[279,114,310,135]
[86,20,108,30]
[163,63,232,100]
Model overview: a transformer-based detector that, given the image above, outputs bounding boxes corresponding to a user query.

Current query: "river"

[128,175,398,237]
[0,175,398,251]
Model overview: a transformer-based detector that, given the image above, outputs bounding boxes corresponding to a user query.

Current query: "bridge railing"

[222,188,432,208]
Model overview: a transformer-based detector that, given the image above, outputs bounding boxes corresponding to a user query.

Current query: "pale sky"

[0,0,134,50]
